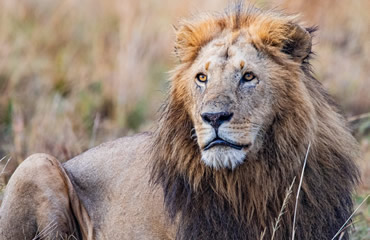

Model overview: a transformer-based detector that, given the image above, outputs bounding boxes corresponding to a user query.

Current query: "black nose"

[201,112,233,129]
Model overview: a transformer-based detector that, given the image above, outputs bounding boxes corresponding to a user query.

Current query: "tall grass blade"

[292,142,311,240]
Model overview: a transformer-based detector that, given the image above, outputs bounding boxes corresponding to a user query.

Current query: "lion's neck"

[150,134,297,239]
[154,154,297,240]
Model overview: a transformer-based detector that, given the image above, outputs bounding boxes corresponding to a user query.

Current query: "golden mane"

[174,7,311,64]
[150,5,359,239]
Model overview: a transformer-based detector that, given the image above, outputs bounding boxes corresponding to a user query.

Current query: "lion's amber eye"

[196,73,208,83]
[243,72,256,82]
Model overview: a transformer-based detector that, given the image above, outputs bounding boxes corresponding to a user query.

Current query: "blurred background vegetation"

[0,0,369,237]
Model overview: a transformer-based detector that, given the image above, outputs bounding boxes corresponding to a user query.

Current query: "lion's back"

[63,133,175,239]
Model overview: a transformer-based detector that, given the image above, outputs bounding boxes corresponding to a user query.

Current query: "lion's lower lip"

[203,138,247,151]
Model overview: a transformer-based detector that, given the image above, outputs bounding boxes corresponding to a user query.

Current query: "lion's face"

[184,32,277,169]
[171,13,313,170]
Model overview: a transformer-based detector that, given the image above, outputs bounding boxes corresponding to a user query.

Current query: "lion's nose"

[201,112,233,129]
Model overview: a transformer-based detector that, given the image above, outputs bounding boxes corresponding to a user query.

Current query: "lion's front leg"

[0,154,93,240]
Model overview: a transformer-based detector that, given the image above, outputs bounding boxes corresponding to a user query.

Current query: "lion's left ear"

[250,19,314,62]
[280,24,314,62]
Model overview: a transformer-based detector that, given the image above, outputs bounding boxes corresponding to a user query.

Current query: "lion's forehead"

[197,33,261,73]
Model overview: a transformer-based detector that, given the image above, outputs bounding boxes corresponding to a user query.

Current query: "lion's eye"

[196,73,208,83]
[242,72,256,82]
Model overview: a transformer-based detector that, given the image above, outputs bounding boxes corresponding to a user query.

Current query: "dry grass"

[271,177,295,240]
[0,0,369,238]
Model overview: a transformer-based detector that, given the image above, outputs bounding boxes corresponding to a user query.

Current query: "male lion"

[0,5,359,240]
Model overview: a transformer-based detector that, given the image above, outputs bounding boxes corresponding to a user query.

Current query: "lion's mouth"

[203,138,249,151]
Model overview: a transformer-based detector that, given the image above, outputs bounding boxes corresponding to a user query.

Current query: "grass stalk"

[292,142,311,240]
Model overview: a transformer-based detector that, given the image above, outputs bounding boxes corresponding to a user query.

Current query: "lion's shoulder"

[63,132,153,203]
[61,132,174,238]
[64,132,153,182]
[80,132,152,158]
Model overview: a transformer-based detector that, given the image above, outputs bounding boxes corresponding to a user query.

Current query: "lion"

[0,5,360,240]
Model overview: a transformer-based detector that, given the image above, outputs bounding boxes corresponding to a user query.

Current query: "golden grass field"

[0,0,369,238]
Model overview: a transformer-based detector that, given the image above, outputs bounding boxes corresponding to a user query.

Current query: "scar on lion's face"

[240,60,245,69]
[205,61,210,71]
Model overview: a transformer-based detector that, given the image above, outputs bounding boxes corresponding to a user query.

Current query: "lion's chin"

[201,147,246,170]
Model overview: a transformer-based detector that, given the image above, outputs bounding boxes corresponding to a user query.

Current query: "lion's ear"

[174,20,222,63]
[250,19,314,62]
[280,24,314,62]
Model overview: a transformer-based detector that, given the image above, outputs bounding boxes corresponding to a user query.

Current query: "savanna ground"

[0,0,369,238]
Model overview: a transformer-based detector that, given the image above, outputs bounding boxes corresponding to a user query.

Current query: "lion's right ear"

[174,20,222,63]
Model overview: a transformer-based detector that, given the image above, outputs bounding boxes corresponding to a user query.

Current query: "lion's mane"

[150,6,359,240]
